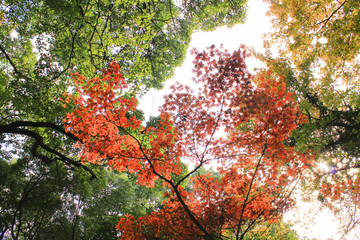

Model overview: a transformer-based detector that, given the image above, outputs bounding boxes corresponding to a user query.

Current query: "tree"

[0,154,168,239]
[0,0,248,178]
[264,0,360,89]
[64,46,313,239]
[257,0,360,157]
[1,2,249,238]
[1,0,248,91]
[252,0,360,237]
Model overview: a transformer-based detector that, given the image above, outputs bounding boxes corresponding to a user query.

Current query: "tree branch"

[317,0,347,31]
[0,122,96,180]
[0,44,30,80]
[236,142,267,240]
[4,121,78,140]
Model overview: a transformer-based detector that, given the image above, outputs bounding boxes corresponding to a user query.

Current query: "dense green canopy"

[0,157,166,239]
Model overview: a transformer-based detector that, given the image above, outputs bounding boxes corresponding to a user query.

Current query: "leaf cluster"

[65,47,314,239]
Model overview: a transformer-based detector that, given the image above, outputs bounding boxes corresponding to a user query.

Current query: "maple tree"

[257,0,360,158]
[252,1,360,236]
[64,46,313,239]
[263,0,360,91]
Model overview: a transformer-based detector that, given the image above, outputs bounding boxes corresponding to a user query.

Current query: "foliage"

[1,0,248,89]
[253,0,360,237]
[0,1,249,239]
[256,0,360,157]
[0,0,248,181]
[0,155,166,239]
[264,0,360,89]
[243,221,299,240]
[64,46,314,239]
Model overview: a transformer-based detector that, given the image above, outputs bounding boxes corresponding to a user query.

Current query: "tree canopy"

[258,0,360,156]
[1,0,248,88]
[0,1,249,239]
[3,0,360,238]
[253,0,360,237]
[0,0,248,179]
[0,156,167,239]
[63,46,312,239]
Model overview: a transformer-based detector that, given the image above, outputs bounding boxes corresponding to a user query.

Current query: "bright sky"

[138,0,345,239]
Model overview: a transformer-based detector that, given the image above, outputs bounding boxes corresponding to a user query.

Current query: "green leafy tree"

[0,155,168,239]
[1,0,248,88]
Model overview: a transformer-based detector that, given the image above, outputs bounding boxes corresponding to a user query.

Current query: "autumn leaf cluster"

[64,46,314,239]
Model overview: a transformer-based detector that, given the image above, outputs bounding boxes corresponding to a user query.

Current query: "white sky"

[138,0,347,239]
